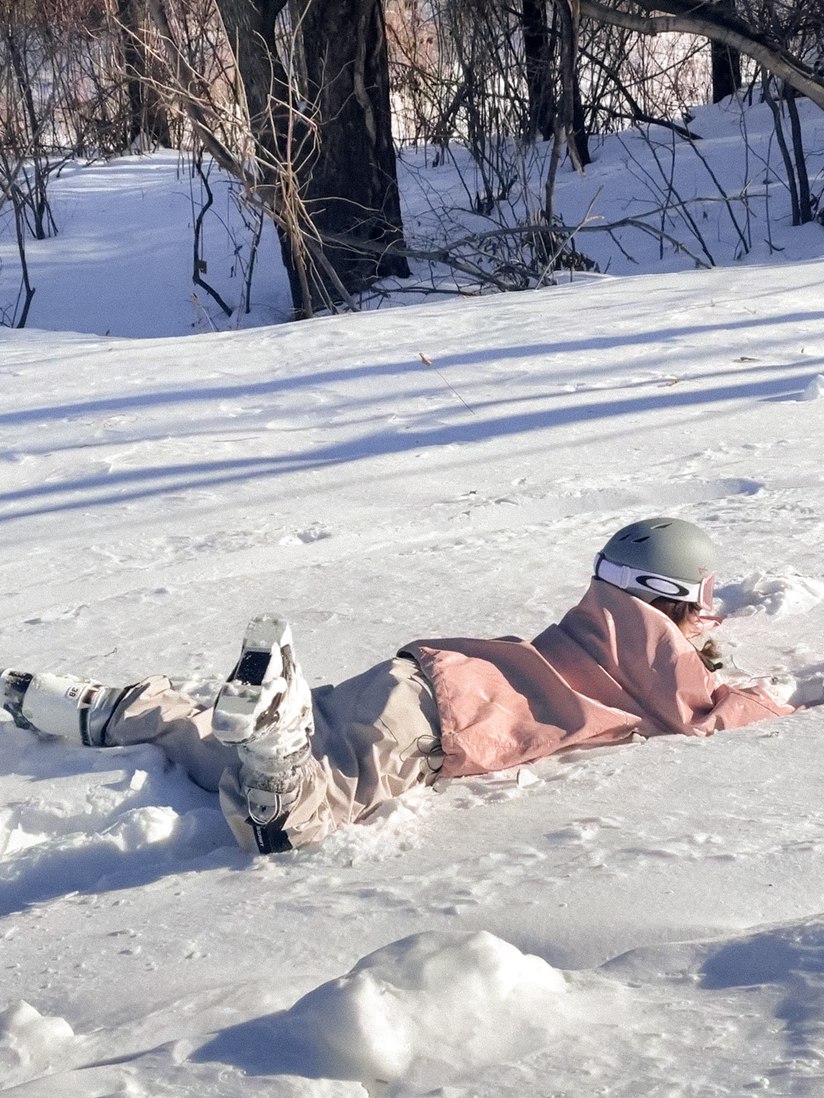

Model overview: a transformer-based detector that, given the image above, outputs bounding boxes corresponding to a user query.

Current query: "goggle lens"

[698,573,715,611]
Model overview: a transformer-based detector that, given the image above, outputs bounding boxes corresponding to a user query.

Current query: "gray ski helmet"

[594,516,717,607]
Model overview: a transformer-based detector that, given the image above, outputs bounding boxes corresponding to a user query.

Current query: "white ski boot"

[213,614,313,849]
[0,669,127,746]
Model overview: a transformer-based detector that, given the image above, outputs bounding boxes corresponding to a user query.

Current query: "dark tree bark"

[298,0,410,292]
[521,0,590,163]
[522,0,555,140]
[209,0,311,309]
[3,23,51,238]
[212,0,408,313]
[570,65,591,165]
[118,0,171,148]
[710,0,741,101]
[552,0,592,167]
[212,0,291,140]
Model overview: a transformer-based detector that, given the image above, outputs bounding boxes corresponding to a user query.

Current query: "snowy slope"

[3,97,823,339]
[2,99,824,1094]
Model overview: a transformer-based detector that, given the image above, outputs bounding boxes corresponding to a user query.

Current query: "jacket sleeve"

[551,584,795,737]
[704,681,795,730]
[639,631,795,734]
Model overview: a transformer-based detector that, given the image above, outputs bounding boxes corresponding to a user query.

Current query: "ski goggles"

[594,554,716,611]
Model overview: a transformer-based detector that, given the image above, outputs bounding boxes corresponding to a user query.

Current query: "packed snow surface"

[2,98,824,1096]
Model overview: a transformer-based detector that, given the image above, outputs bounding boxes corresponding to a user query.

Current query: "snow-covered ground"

[2,97,824,1096]
[3,96,823,338]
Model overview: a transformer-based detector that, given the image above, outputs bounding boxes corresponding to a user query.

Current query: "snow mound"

[284,930,565,1090]
[719,572,824,617]
[800,374,824,401]
[0,1000,74,1080]
[103,803,182,849]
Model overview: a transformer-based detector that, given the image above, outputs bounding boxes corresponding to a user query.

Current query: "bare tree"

[579,0,824,109]
[142,0,409,315]
[209,0,409,308]
[297,0,409,289]
[711,0,742,101]
[116,0,171,148]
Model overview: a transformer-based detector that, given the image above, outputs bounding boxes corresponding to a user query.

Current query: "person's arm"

[705,680,795,730]
[635,636,794,737]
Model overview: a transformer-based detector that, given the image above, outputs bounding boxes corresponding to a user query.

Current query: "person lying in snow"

[0,517,796,855]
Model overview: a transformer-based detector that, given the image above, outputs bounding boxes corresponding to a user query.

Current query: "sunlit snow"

[1,97,824,1096]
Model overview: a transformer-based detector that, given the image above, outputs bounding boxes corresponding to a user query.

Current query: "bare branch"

[579,0,824,109]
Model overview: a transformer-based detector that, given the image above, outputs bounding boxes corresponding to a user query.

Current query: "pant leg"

[219,656,442,852]
[104,675,237,793]
[110,661,442,853]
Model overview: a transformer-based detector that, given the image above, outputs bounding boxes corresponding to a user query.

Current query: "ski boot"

[0,669,128,746]
[213,614,314,853]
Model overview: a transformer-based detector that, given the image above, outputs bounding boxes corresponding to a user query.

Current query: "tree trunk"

[554,0,591,168]
[117,0,171,148]
[212,0,408,313]
[522,0,554,141]
[212,0,322,313]
[298,0,410,293]
[570,65,591,165]
[710,0,741,102]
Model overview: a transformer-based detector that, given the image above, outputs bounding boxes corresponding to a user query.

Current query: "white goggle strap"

[593,554,710,607]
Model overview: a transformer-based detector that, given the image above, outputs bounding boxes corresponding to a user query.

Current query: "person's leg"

[1,668,237,793]
[1,626,313,852]
[218,655,442,853]
[1,669,130,747]
[209,615,315,851]
[0,618,316,852]
[104,677,237,792]
[2,622,443,855]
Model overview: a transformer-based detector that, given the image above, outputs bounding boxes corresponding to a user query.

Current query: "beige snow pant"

[104,656,443,852]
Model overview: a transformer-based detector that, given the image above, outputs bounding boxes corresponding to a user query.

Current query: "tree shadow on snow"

[4,303,822,425]
[0,362,818,525]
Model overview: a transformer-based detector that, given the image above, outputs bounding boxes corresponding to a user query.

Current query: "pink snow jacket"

[402,579,793,780]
